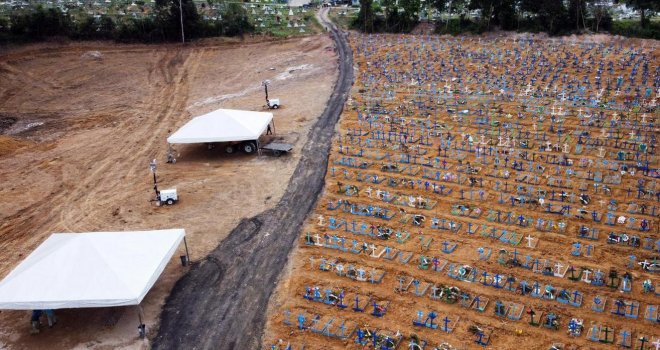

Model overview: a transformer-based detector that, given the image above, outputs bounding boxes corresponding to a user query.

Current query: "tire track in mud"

[59,49,204,230]
[0,49,201,261]
[153,10,353,350]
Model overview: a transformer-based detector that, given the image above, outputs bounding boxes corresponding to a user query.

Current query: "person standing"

[30,310,42,334]
[44,309,57,328]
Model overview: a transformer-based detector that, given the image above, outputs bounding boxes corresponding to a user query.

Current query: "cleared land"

[0,34,337,349]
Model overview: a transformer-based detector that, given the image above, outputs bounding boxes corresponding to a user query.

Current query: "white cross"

[563,143,569,153]
[598,147,605,157]
[480,135,486,145]
[315,234,321,245]
[526,235,535,248]
[555,262,563,274]
[408,195,416,206]
[596,88,603,98]
[577,108,583,117]
[557,106,564,116]
[551,105,556,116]
[652,338,660,350]
[318,215,324,226]
[641,113,647,123]
[545,142,552,151]
[365,187,373,197]
[370,244,377,257]
[639,260,650,270]
[498,136,504,146]
[582,269,591,283]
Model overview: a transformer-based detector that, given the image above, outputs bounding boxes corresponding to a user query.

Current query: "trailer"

[156,188,178,206]
[261,142,293,157]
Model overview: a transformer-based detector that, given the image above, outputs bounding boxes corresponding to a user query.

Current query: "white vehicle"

[267,98,280,109]
[157,188,178,206]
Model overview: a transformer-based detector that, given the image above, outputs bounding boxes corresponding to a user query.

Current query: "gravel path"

[153,10,353,350]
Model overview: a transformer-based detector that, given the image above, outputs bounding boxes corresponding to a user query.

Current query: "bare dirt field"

[0,34,337,349]
[264,32,659,350]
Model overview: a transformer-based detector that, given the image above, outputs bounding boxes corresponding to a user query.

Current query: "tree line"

[0,0,254,43]
[354,0,659,38]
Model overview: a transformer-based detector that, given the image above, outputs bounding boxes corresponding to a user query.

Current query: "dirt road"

[153,9,352,350]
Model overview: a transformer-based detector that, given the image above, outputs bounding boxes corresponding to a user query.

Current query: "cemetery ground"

[264,33,660,349]
[0,33,337,349]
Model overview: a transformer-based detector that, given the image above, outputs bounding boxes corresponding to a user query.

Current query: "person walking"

[266,123,273,135]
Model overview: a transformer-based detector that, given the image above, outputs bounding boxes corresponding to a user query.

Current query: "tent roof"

[0,229,185,310]
[167,109,273,144]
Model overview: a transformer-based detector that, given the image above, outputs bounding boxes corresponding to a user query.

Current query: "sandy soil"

[265,32,659,350]
[0,34,337,349]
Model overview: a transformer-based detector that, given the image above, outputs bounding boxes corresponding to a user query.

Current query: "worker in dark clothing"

[30,310,42,334]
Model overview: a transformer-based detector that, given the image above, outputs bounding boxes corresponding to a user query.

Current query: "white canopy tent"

[167,109,273,144]
[0,229,186,310]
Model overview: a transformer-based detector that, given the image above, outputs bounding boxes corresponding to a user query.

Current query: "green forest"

[0,0,658,43]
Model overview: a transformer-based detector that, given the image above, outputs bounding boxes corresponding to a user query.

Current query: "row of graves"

[0,0,313,36]
[267,33,659,350]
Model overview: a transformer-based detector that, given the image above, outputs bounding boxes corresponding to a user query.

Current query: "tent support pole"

[183,236,190,263]
[136,305,146,338]
[136,305,144,325]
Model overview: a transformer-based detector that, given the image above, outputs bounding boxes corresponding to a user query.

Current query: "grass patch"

[610,19,660,39]
[328,7,358,30]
